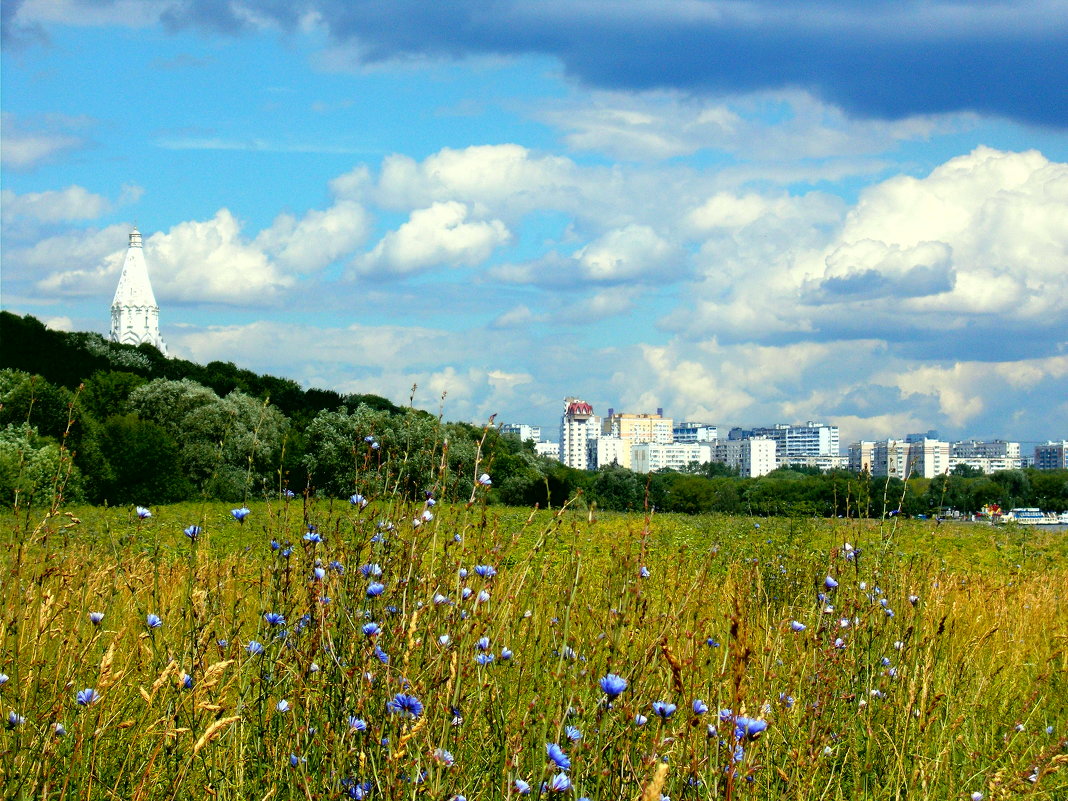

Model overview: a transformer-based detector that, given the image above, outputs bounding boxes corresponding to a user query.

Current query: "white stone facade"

[110,228,167,354]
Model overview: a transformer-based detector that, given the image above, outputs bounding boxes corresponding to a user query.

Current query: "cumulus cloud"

[254,200,371,273]
[353,201,511,277]
[1,185,111,225]
[573,225,679,282]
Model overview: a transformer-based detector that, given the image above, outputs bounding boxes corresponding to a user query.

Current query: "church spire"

[110,227,167,354]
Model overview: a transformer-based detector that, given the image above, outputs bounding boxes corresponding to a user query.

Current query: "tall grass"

[2,487,1066,800]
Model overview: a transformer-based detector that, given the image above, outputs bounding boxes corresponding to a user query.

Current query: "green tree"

[95,414,191,504]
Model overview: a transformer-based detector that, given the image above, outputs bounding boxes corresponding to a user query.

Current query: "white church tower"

[110,228,167,354]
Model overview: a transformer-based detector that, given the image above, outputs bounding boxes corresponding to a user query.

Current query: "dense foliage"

[2,312,1066,515]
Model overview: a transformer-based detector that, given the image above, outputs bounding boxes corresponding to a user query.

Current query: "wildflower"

[515,778,532,795]
[478,473,492,486]
[289,754,302,767]
[231,507,250,522]
[374,645,389,664]
[600,673,627,699]
[329,560,345,573]
[362,622,381,637]
[276,700,290,713]
[640,566,651,578]
[779,693,795,708]
[350,493,368,508]
[501,647,513,660]
[473,564,497,578]
[183,524,202,540]
[635,714,648,726]
[433,747,455,766]
[283,489,296,499]
[136,506,152,519]
[790,620,806,632]
[246,640,264,655]
[546,742,571,770]
[1046,725,1055,735]
[909,594,919,605]
[264,612,285,626]
[735,717,768,740]
[54,722,66,736]
[367,582,385,598]
[547,772,571,792]
[834,637,846,649]
[76,688,99,706]
[476,636,491,651]
[388,693,423,718]
[303,529,322,544]
[477,590,491,603]
[309,662,320,673]
[361,563,383,577]
[433,593,450,605]
[438,634,450,646]
[652,701,677,719]
[884,608,894,618]
[7,711,26,728]
[89,611,105,625]
[565,725,582,742]
[693,699,709,715]
[146,614,163,629]
[970,794,983,801]
[461,587,473,600]
[824,576,839,590]
[182,674,194,690]
[475,653,494,666]
[349,716,367,731]
[313,567,327,580]
[707,637,720,647]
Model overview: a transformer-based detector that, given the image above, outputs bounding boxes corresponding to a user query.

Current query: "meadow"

[2,490,1066,800]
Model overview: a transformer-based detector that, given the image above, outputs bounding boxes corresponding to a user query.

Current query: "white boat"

[1002,508,1058,525]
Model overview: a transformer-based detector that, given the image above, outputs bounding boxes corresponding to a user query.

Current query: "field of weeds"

[2,493,1066,800]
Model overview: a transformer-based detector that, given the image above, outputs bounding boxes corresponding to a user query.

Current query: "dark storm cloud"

[7,1,1066,126]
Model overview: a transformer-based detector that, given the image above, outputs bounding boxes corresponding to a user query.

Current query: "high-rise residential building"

[740,421,839,466]
[849,438,950,479]
[631,442,713,474]
[712,438,777,477]
[560,398,599,470]
[603,409,674,445]
[1034,441,1068,470]
[500,423,542,443]
[673,422,718,443]
[110,228,167,354]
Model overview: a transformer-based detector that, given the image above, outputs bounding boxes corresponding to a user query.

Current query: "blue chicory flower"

[367,582,385,597]
[231,508,250,523]
[136,506,152,519]
[76,688,99,706]
[145,614,162,629]
[652,701,677,719]
[387,693,423,718]
[546,742,571,770]
[600,673,627,699]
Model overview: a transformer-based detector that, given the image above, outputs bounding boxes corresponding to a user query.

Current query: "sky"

[2,0,1067,448]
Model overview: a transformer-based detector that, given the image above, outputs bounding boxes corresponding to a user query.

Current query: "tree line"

[2,311,1066,515]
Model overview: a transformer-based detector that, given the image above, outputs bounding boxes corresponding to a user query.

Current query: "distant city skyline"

[3,2,1066,446]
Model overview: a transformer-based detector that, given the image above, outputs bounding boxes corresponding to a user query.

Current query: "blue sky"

[3,0,1066,446]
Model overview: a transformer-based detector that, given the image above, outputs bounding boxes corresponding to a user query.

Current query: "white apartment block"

[535,441,560,460]
[742,421,839,465]
[631,442,713,474]
[713,438,777,478]
[500,423,542,443]
[560,398,600,470]
[587,435,630,469]
[948,440,1023,473]
[673,422,718,443]
[849,438,950,479]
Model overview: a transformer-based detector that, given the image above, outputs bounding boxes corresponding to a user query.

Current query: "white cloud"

[573,224,678,282]
[0,112,95,170]
[353,201,511,276]
[0,185,111,224]
[254,200,371,273]
[489,304,545,329]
